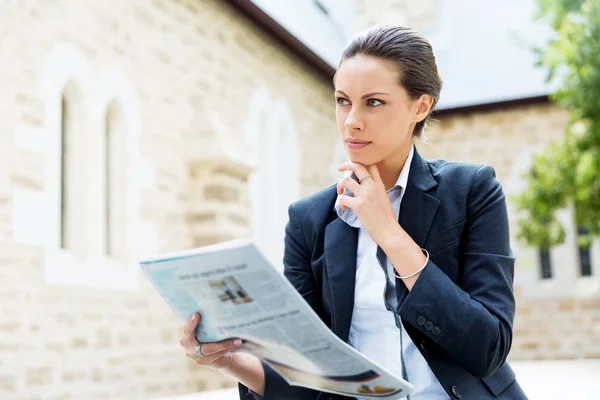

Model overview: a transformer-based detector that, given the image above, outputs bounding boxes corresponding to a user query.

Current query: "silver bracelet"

[394,248,429,279]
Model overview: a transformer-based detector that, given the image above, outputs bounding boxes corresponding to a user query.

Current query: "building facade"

[0,0,337,398]
[0,0,598,399]
[352,0,600,362]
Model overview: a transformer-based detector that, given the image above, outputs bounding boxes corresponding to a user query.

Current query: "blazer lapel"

[396,147,440,300]
[324,217,358,343]
[323,146,439,342]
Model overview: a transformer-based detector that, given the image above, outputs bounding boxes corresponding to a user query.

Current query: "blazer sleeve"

[399,164,516,378]
[238,202,321,400]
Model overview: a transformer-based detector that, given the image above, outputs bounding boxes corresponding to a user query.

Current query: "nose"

[344,107,364,131]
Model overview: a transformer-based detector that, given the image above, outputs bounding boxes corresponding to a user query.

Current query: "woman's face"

[334,55,426,167]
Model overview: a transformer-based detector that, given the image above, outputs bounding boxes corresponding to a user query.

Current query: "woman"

[179,24,527,399]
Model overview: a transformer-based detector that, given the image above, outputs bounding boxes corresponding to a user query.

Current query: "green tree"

[513,0,600,250]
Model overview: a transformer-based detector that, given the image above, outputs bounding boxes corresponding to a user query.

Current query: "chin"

[348,153,382,166]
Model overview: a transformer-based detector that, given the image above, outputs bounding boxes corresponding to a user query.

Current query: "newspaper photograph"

[139,239,414,399]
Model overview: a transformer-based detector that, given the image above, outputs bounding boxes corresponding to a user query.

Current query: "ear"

[412,94,435,123]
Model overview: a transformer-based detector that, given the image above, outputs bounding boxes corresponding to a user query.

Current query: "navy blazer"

[239,146,528,399]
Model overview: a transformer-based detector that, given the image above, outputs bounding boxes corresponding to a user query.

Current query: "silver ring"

[195,343,205,358]
[358,174,371,183]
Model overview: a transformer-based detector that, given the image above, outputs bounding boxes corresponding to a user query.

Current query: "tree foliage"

[513,0,600,249]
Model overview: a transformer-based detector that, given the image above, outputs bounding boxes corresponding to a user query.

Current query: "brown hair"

[337,24,443,138]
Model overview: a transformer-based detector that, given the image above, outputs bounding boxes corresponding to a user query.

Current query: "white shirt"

[335,144,448,399]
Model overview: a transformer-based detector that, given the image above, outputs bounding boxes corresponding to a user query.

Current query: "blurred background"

[0,0,598,399]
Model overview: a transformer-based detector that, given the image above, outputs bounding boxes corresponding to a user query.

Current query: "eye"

[336,97,350,106]
[367,98,384,107]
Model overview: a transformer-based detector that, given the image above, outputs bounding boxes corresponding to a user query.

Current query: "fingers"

[337,193,357,211]
[179,313,243,370]
[336,162,376,212]
[366,164,381,183]
[337,161,371,184]
[180,314,199,353]
[182,312,199,339]
[199,338,243,356]
[336,172,361,195]
[188,339,242,369]
[185,338,240,359]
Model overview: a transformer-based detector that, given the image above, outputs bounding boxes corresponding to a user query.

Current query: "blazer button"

[432,326,442,336]
[424,321,434,331]
[450,385,462,399]
[417,316,427,326]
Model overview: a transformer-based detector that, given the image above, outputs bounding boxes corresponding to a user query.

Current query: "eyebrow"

[335,90,390,99]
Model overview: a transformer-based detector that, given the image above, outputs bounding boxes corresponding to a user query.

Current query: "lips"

[346,139,371,144]
[346,139,371,150]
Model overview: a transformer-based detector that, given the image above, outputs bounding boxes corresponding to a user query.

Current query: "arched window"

[576,223,592,277]
[246,89,300,271]
[60,81,87,256]
[530,167,553,280]
[270,101,300,269]
[40,43,142,289]
[41,43,93,264]
[92,67,142,280]
[104,100,128,262]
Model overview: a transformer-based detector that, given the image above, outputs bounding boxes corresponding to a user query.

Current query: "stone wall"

[0,0,337,399]
[420,103,600,360]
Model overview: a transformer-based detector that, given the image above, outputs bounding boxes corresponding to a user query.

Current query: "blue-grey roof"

[425,0,559,110]
[248,0,352,69]
[250,0,560,110]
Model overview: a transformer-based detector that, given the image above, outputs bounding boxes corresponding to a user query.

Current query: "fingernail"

[234,339,242,346]
[192,313,197,321]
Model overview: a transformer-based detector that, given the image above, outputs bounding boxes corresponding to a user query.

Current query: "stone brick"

[118,332,132,346]
[581,298,600,311]
[0,374,16,391]
[61,369,87,383]
[71,337,89,349]
[559,300,576,312]
[204,185,239,202]
[26,367,53,386]
[92,368,103,382]
[0,321,20,333]
[517,304,532,314]
[95,328,112,349]
[548,341,561,350]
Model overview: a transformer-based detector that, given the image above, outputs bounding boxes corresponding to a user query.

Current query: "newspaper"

[139,239,414,399]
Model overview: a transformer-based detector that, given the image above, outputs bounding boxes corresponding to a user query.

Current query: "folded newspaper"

[139,239,414,399]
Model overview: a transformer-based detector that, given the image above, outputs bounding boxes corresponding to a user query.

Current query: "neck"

[375,142,412,190]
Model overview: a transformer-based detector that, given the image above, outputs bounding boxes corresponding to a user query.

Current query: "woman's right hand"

[180,312,243,370]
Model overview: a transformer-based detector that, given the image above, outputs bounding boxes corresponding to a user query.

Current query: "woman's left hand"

[337,162,401,246]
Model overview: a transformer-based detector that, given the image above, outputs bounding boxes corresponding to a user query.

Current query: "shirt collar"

[394,143,414,192]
